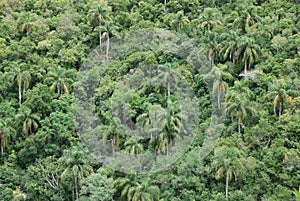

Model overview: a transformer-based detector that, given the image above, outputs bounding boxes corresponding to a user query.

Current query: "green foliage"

[0,0,299,200]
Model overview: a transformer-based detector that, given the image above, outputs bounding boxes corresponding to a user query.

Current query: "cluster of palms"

[0,62,75,156]
[87,2,118,61]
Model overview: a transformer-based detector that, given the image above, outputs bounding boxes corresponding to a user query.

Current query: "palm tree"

[156,64,180,97]
[171,10,190,31]
[236,36,260,74]
[18,12,34,35]
[158,99,184,155]
[233,5,261,33]
[44,67,74,95]
[101,123,123,155]
[60,146,93,201]
[0,119,15,156]
[204,64,233,109]
[226,79,254,101]
[198,7,222,32]
[213,146,245,199]
[137,104,166,140]
[265,79,293,117]
[219,30,239,64]
[225,92,256,133]
[8,64,31,104]
[99,20,118,62]
[115,176,160,201]
[88,3,109,51]
[203,31,220,67]
[124,137,144,156]
[16,106,40,135]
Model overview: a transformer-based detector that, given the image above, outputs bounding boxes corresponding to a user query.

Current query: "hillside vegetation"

[0,0,299,200]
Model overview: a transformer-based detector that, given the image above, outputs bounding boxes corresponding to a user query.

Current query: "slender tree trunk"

[23,81,26,96]
[279,101,282,116]
[74,176,79,201]
[238,123,241,134]
[166,140,169,156]
[106,34,110,62]
[99,20,102,51]
[167,72,171,97]
[111,132,115,155]
[0,130,3,156]
[244,60,247,74]
[167,138,172,156]
[18,83,22,104]
[217,83,221,109]
[57,82,61,95]
[226,173,229,199]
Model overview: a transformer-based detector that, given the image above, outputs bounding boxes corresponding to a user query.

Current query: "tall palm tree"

[158,99,184,155]
[233,5,261,33]
[8,63,31,104]
[0,119,15,156]
[115,176,160,201]
[236,36,260,74]
[136,104,166,140]
[171,10,190,31]
[198,7,222,32]
[219,30,240,64]
[60,146,93,201]
[18,12,34,35]
[16,106,40,135]
[101,123,123,155]
[225,92,256,133]
[213,146,245,199]
[226,79,254,101]
[124,136,144,156]
[44,67,74,95]
[203,31,220,67]
[88,3,109,51]
[100,20,118,62]
[265,79,293,117]
[204,64,233,109]
[156,64,180,98]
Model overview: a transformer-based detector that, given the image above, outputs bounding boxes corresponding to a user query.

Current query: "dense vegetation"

[0,0,299,200]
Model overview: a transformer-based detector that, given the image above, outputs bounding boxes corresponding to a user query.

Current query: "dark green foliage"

[0,0,299,200]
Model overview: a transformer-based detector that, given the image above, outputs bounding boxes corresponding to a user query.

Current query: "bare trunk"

[57,82,61,95]
[74,176,79,201]
[217,83,221,109]
[167,72,171,97]
[226,173,229,199]
[177,22,181,31]
[166,141,169,156]
[99,21,102,51]
[106,35,110,62]
[279,101,282,116]
[111,132,115,155]
[238,123,241,134]
[0,131,3,156]
[167,138,172,156]
[244,60,247,74]
[19,84,22,104]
